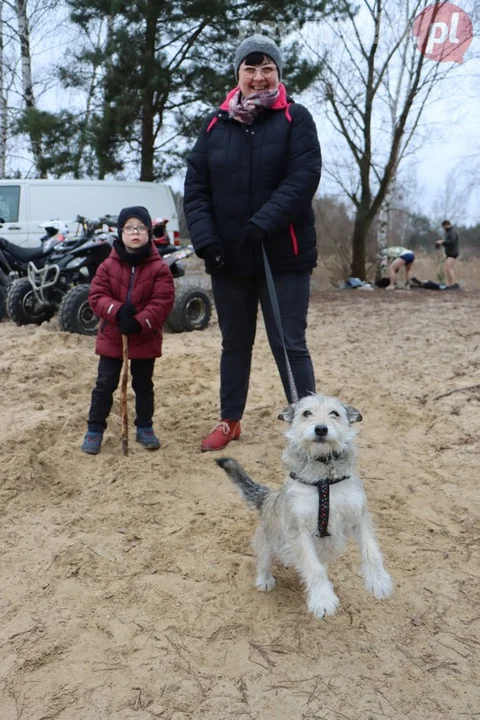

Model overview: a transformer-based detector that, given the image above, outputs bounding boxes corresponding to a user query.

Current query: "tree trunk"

[14,0,45,177]
[377,175,395,251]
[96,15,114,180]
[73,63,99,178]
[0,0,7,178]
[351,204,370,280]
[140,105,155,181]
[139,10,157,181]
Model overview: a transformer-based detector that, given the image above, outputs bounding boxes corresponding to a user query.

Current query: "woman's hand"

[203,244,225,272]
[239,223,266,249]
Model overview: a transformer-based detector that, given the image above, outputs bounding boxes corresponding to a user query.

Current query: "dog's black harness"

[290,452,350,538]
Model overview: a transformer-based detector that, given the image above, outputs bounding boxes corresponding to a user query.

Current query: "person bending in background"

[379,246,415,290]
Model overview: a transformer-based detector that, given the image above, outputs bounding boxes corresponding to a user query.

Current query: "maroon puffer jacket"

[88,246,175,359]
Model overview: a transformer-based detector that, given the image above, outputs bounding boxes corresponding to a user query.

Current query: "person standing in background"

[436,220,460,290]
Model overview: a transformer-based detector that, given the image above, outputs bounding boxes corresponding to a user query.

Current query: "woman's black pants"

[211,271,316,420]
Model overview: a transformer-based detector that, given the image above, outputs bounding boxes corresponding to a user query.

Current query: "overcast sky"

[172,3,480,227]
[307,54,480,226]
[6,0,480,227]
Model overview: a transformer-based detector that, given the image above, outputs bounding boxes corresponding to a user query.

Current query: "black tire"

[0,285,6,321]
[58,284,99,335]
[0,267,11,290]
[166,284,212,333]
[6,277,56,326]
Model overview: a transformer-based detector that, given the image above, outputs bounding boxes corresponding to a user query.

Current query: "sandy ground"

[0,285,479,720]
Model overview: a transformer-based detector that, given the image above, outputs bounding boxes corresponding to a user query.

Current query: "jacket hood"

[219,83,290,111]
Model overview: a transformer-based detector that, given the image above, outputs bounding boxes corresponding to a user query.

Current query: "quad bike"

[56,243,212,335]
[0,218,67,319]
[56,244,212,335]
[7,216,212,334]
[160,245,212,333]
[0,284,6,320]
[6,217,114,331]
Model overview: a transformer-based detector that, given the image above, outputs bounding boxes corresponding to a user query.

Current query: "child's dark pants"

[87,356,155,432]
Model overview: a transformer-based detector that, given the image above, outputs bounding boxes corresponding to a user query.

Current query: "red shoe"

[201,420,241,452]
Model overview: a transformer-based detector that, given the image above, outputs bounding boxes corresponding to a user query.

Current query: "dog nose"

[314,424,328,437]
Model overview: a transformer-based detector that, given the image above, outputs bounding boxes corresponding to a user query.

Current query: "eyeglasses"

[240,64,277,78]
[123,224,148,234]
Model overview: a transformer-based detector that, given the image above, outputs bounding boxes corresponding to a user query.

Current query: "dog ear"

[278,404,295,422]
[343,404,362,423]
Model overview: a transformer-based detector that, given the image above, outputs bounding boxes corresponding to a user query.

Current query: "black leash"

[261,242,299,404]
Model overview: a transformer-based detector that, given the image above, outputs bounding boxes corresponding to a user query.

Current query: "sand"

[0,288,479,720]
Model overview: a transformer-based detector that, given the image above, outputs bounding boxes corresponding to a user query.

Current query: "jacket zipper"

[244,121,299,260]
[126,266,136,302]
[101,266,136,332]
[245,124,255,272]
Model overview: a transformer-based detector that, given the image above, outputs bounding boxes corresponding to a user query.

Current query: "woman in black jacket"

[184,34,322,451]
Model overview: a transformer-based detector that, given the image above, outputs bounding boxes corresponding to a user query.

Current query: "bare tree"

[11,0,45,174]
[0,0,18,176]
[0,0,7,177]
[1,0,67,176]
[310,0,472,278]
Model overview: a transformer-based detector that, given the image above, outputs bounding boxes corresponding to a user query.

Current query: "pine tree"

[60,0,341,180]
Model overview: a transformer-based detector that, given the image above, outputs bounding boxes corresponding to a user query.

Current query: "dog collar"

[290,469,350,538]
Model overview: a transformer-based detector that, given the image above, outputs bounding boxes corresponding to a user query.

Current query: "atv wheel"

[59,284,98,335]
[0,285,6,321]
[0,267,11,290]
[7,278,55,325]
[166,284,212,333]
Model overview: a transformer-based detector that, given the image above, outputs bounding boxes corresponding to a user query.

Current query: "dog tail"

[216,458,270,510]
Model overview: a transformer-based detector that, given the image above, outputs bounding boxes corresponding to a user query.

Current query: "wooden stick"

[121,334,129,456]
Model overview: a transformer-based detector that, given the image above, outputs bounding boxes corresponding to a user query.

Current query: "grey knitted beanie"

[234,34,282,80]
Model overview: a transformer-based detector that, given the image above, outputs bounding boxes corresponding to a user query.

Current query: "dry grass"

[312,252,480,291]
[183,244,480,293]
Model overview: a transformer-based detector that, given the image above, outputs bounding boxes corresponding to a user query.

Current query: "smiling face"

[281,394,362,456]
[238,54,279,98]
[121,217,150,252]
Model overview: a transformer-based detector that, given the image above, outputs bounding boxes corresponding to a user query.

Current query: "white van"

[0,179,180,248]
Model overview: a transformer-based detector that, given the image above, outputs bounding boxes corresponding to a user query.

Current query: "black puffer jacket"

[183,84,322,275]
[443,226,459,256]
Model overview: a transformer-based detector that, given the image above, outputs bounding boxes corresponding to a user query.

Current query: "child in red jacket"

[81,206,175,455]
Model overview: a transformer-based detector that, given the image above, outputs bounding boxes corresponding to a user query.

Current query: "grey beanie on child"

[234,34,282,80]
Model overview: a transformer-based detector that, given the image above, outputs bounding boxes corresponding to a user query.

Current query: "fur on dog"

[216,393,393,619]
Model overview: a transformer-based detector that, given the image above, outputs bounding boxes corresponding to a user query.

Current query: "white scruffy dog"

[216,393,393,619]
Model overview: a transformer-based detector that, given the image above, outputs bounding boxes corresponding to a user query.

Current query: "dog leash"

[261,242,299,404]
[290,470,350,538]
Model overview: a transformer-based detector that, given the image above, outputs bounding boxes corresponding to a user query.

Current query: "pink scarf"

[228,88,279,125]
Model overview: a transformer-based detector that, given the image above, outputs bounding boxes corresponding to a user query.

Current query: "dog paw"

[256,575,276,592]
[307,587,339,619]
[365,571,393,599]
